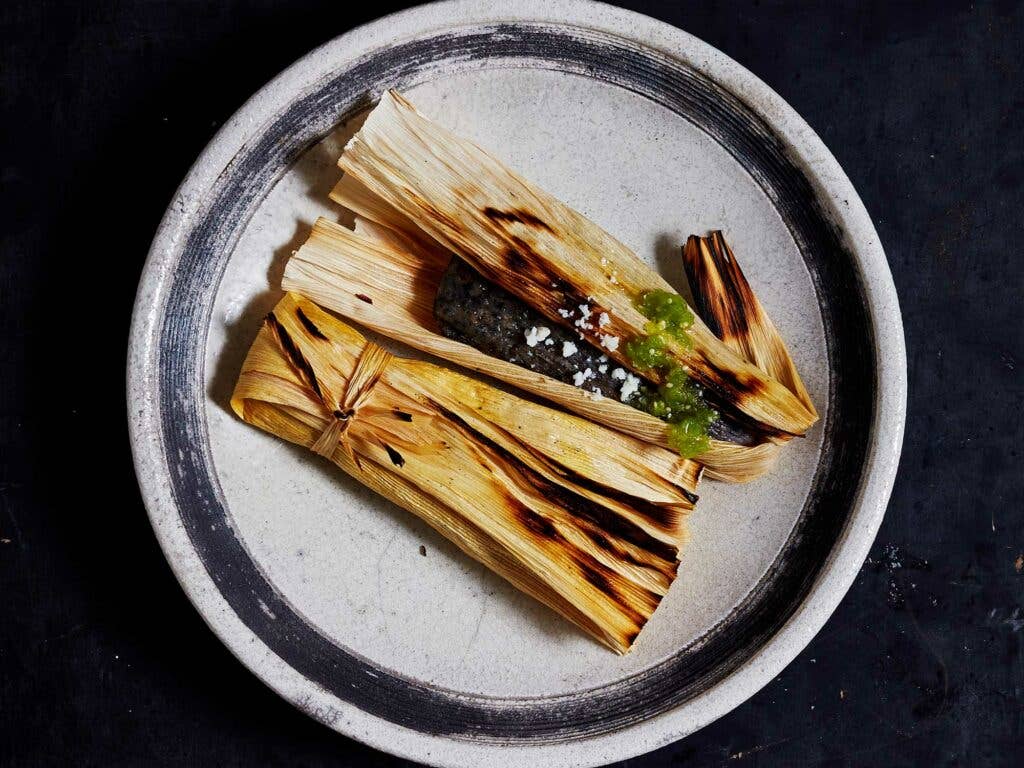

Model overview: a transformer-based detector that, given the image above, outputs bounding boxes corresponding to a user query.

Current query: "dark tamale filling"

[433,258,765,451]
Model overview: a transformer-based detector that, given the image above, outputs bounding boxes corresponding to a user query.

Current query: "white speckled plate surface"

[127,2,906,766]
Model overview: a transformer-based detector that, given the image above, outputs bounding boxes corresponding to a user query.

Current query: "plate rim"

[127,1,907,766]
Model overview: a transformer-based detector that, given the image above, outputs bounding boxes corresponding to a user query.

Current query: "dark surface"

[0,0,1020,765]
[436,257,652,401]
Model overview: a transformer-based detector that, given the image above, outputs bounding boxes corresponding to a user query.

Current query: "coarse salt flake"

[572,368,594,387]
[620,373,641,402]
[562,341,578,358]
[524,326,551,347]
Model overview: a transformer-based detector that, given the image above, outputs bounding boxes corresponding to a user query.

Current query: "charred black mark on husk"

[557,461,698,514]
[577,555,653,625]
[483,206,554,232]
[683,233,756,346]
[266,312,323,400]
[383,444,405,467]
[295,307,329,340]
[427,397,678,563]
[514,501,560,539]
[504,247,530,272]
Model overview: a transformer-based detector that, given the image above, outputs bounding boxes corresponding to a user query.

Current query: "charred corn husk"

[680,231,818,477]
[682,232,816,416]
[232,294,701,652]
[332,90,816,436]
[286,218,777,481]
[283,91,816,481]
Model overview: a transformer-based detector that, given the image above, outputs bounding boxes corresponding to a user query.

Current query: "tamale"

[283,215,780,481]
[232,293,701,653]
[283,216,679,457]
[333,90,816,437]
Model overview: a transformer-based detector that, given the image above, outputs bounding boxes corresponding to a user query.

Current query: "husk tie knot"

[310,342,393,457]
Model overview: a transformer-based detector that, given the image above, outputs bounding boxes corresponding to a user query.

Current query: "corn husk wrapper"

[331,90,816,437]
[683,232,815,414]
[680,232,818,472]
[231,294,701,653]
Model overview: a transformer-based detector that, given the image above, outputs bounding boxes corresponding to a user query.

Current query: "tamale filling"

[434,258,756,454]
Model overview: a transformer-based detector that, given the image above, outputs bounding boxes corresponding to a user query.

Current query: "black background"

[1,1,1021,766]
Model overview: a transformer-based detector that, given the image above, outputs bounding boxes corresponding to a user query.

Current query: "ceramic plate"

[127,2,906,765]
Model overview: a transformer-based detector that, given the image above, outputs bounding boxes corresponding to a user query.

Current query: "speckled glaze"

[127,2,906,766]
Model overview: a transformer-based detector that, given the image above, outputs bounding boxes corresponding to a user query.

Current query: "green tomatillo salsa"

[624,290,717,457]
